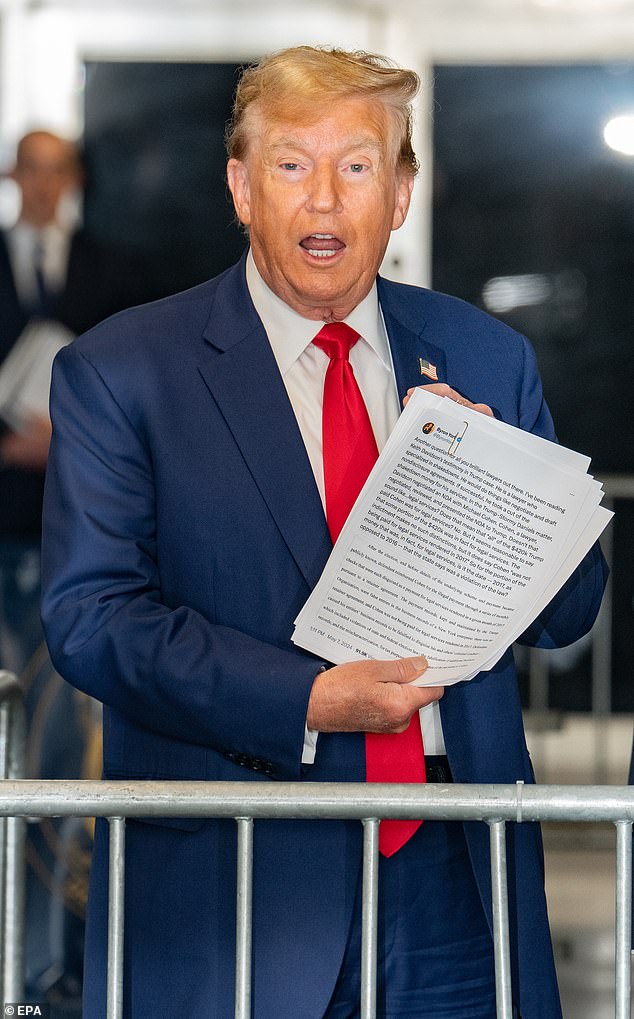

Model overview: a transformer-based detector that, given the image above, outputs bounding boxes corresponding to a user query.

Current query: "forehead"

[249,96,397,159]
[18,136,74,171]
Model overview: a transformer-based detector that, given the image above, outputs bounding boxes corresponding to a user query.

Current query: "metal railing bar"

[614,820,632,1019]
[0,671,26,1006]
[0,672,23,774]
[592,501,614,783]
[2,813,25,1004]
[360,818,379,1019]
[3,780,634,823]
[523,474,633,784]
[4,772,634,1018]
[235,817,254,1019]
[489,820,513,1019]
[107,816,126,1019]
[0,689,9,779]
[0,697,8,983]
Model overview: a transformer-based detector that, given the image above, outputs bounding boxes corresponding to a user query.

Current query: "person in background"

[0,130,138,674]
[41,47,607,1019]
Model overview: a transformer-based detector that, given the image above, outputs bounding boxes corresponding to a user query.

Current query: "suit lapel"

[0,232,28,359]
[197,260,332,590]
[378,276,447,398]
[196,268,447,591]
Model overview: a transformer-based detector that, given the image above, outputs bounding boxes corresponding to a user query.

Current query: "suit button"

[224,750,237,762]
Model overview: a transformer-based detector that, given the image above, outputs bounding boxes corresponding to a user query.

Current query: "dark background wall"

[432,64,634,710]
[83,61,246,304]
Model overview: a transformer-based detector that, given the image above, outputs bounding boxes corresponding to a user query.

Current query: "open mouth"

[299,234,345,259]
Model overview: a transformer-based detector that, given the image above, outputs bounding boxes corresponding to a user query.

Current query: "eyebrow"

[267,135,384,154]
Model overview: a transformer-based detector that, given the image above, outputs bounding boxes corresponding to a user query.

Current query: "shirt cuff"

[302,724,318,764]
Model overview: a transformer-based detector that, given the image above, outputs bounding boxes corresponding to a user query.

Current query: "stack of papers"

[292,388,611,686]
[0,319,74,431]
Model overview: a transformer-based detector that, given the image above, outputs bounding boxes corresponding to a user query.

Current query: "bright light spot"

[603,115,634,156]
[482,274,552,314]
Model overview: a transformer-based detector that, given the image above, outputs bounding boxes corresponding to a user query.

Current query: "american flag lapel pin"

[419,358,438,381]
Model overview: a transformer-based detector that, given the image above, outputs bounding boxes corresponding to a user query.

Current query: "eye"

[280,162,300,171]
[349,163,366,173]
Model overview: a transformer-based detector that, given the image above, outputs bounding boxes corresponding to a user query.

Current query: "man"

[0,130,138,673]
[41,47,607,1019]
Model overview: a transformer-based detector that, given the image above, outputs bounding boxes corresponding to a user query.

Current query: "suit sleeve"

[514,336,608,648]
[41,344,320,780]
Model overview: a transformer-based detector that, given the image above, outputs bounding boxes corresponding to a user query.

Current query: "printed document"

[292,389,611,686]
[0,319,74,431]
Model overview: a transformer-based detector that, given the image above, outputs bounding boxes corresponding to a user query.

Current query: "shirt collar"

[9,220,67,245]
[245,249,391,376]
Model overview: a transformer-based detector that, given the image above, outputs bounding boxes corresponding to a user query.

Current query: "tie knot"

[313,322,361,362]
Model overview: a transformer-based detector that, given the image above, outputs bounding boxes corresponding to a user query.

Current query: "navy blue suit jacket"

[41,255,607,1019]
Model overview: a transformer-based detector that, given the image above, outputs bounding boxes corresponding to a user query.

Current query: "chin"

[296,275,350,302]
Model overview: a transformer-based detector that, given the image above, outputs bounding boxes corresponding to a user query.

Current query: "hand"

[0,414,52,471]
[404,383,494,417]
[306,656,443,734]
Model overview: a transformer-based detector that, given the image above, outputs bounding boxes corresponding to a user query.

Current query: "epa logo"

[4,1006,49,1017]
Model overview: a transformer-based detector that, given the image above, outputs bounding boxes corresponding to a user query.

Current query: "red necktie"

[313,322,426,857]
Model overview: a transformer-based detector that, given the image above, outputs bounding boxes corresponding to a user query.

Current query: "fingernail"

[412,655,428,669]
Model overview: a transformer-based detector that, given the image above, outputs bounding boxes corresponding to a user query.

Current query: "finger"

[443,389,493,416]
[385,684,444,733]
[471,401,494,417]
[403,382,458,408]
[439,387,494,417]
[380,655,428,684]
[410,685,444,707]
[404,382,493,416]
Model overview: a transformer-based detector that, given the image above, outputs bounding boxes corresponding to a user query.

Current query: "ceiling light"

[603,115,634,156]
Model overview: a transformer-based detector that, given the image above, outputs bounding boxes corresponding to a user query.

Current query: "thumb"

[384,655,429,684]
[472,401,494,418]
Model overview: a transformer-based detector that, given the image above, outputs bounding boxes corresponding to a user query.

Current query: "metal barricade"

[527,474,634,780]
[0,778,633,1019]
[0,672,26,1006]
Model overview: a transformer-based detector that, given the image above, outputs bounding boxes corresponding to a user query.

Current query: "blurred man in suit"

[42,48,607,1018]
[0,130,137,673]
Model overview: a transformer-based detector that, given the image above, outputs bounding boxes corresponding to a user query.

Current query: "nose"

[305,163,342,214]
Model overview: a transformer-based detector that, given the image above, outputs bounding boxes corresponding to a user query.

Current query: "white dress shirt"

[6,221,70,305]
[245,251,446,759]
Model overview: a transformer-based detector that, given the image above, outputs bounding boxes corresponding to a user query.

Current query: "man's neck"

[18,215,58,231]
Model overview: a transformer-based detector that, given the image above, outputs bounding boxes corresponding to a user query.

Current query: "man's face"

[12,133,79,228]
[227,97,413,321]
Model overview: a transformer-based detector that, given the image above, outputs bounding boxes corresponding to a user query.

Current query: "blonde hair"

[227,46,420,175]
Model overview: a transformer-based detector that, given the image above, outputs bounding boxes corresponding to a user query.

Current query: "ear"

[391,173,414,232]
[226,158,252,227]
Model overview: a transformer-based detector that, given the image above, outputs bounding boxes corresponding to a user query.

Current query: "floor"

[526,712,634,1019]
